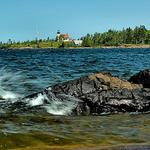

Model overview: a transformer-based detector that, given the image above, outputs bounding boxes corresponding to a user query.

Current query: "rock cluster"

[50,71,150,115]
[1,70,150,115]
[129,69,150,88]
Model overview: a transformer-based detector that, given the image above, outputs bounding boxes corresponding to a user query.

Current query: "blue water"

[0,48,150,150]
[0,48,150,96]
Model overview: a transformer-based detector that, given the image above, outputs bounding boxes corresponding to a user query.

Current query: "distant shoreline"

[1,44,150,50]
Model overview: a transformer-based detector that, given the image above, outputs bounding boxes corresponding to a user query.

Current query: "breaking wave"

[0,67,23,101]
[0,67,79,115]
[25,88,80,115]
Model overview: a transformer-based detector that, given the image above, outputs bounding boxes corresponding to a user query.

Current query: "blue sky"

[0,0,150,42]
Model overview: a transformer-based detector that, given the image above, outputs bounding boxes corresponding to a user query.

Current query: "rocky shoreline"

[1,69,149,116]
[50,69,150,115]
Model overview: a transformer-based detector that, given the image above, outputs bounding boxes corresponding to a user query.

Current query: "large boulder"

[1,70,150,115]
[50,72,149,115]
[129,69,150,88]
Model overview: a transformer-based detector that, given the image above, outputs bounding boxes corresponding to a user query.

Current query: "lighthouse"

[56,30,61,41]
[56,30,70,42]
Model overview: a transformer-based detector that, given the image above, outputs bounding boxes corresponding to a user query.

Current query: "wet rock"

[1,70,150,115]
[129,69,150,88]
[49,71,149,115]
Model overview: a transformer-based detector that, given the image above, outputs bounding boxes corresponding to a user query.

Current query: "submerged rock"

[1,70,150,115]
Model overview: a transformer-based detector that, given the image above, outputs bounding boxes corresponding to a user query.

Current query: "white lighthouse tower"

[56,30,61,41]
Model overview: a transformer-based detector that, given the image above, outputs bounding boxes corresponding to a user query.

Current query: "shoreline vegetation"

[2,43,150,50]
[0,25,150,49]
[5,44,150,50]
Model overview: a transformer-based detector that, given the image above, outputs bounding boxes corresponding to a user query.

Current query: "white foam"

[44,98,78,115]
[0,66,45,101]
[0,89,20,101]
[45,93,80,115]
[0,67,79,115]
[0,67,23,101]
[25,90,80,115]
[27,93,46,106]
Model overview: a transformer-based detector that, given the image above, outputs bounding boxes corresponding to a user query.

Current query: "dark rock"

[129,69,150,88]
[1,70,150,115]
[49,72,149,115]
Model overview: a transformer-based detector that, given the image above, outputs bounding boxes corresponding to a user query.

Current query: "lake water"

[0,48,150,150]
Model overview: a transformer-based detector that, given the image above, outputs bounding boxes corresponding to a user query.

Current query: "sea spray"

[0,67,49,100]
[0,67,23,101]
[44,94,81,115]
[0,67,45,113]
[0,67,80,115]
[25,88,81,115]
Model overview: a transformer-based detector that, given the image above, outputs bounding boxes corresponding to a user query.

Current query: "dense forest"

[0,25,150,49]
[81,25,150,47]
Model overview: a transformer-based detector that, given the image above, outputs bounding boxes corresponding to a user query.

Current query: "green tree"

[82,34,93,47]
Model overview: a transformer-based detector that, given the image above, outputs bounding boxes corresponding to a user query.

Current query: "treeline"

[81,25,150,47]
[0,38,76,49]
[0,25,150,49]
[0,38,56,49]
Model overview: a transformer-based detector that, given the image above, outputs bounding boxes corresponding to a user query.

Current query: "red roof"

[63,34,69,39]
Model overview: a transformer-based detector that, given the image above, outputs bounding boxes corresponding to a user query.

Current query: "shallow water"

[0,48,150,149]
[0,113,150,149]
